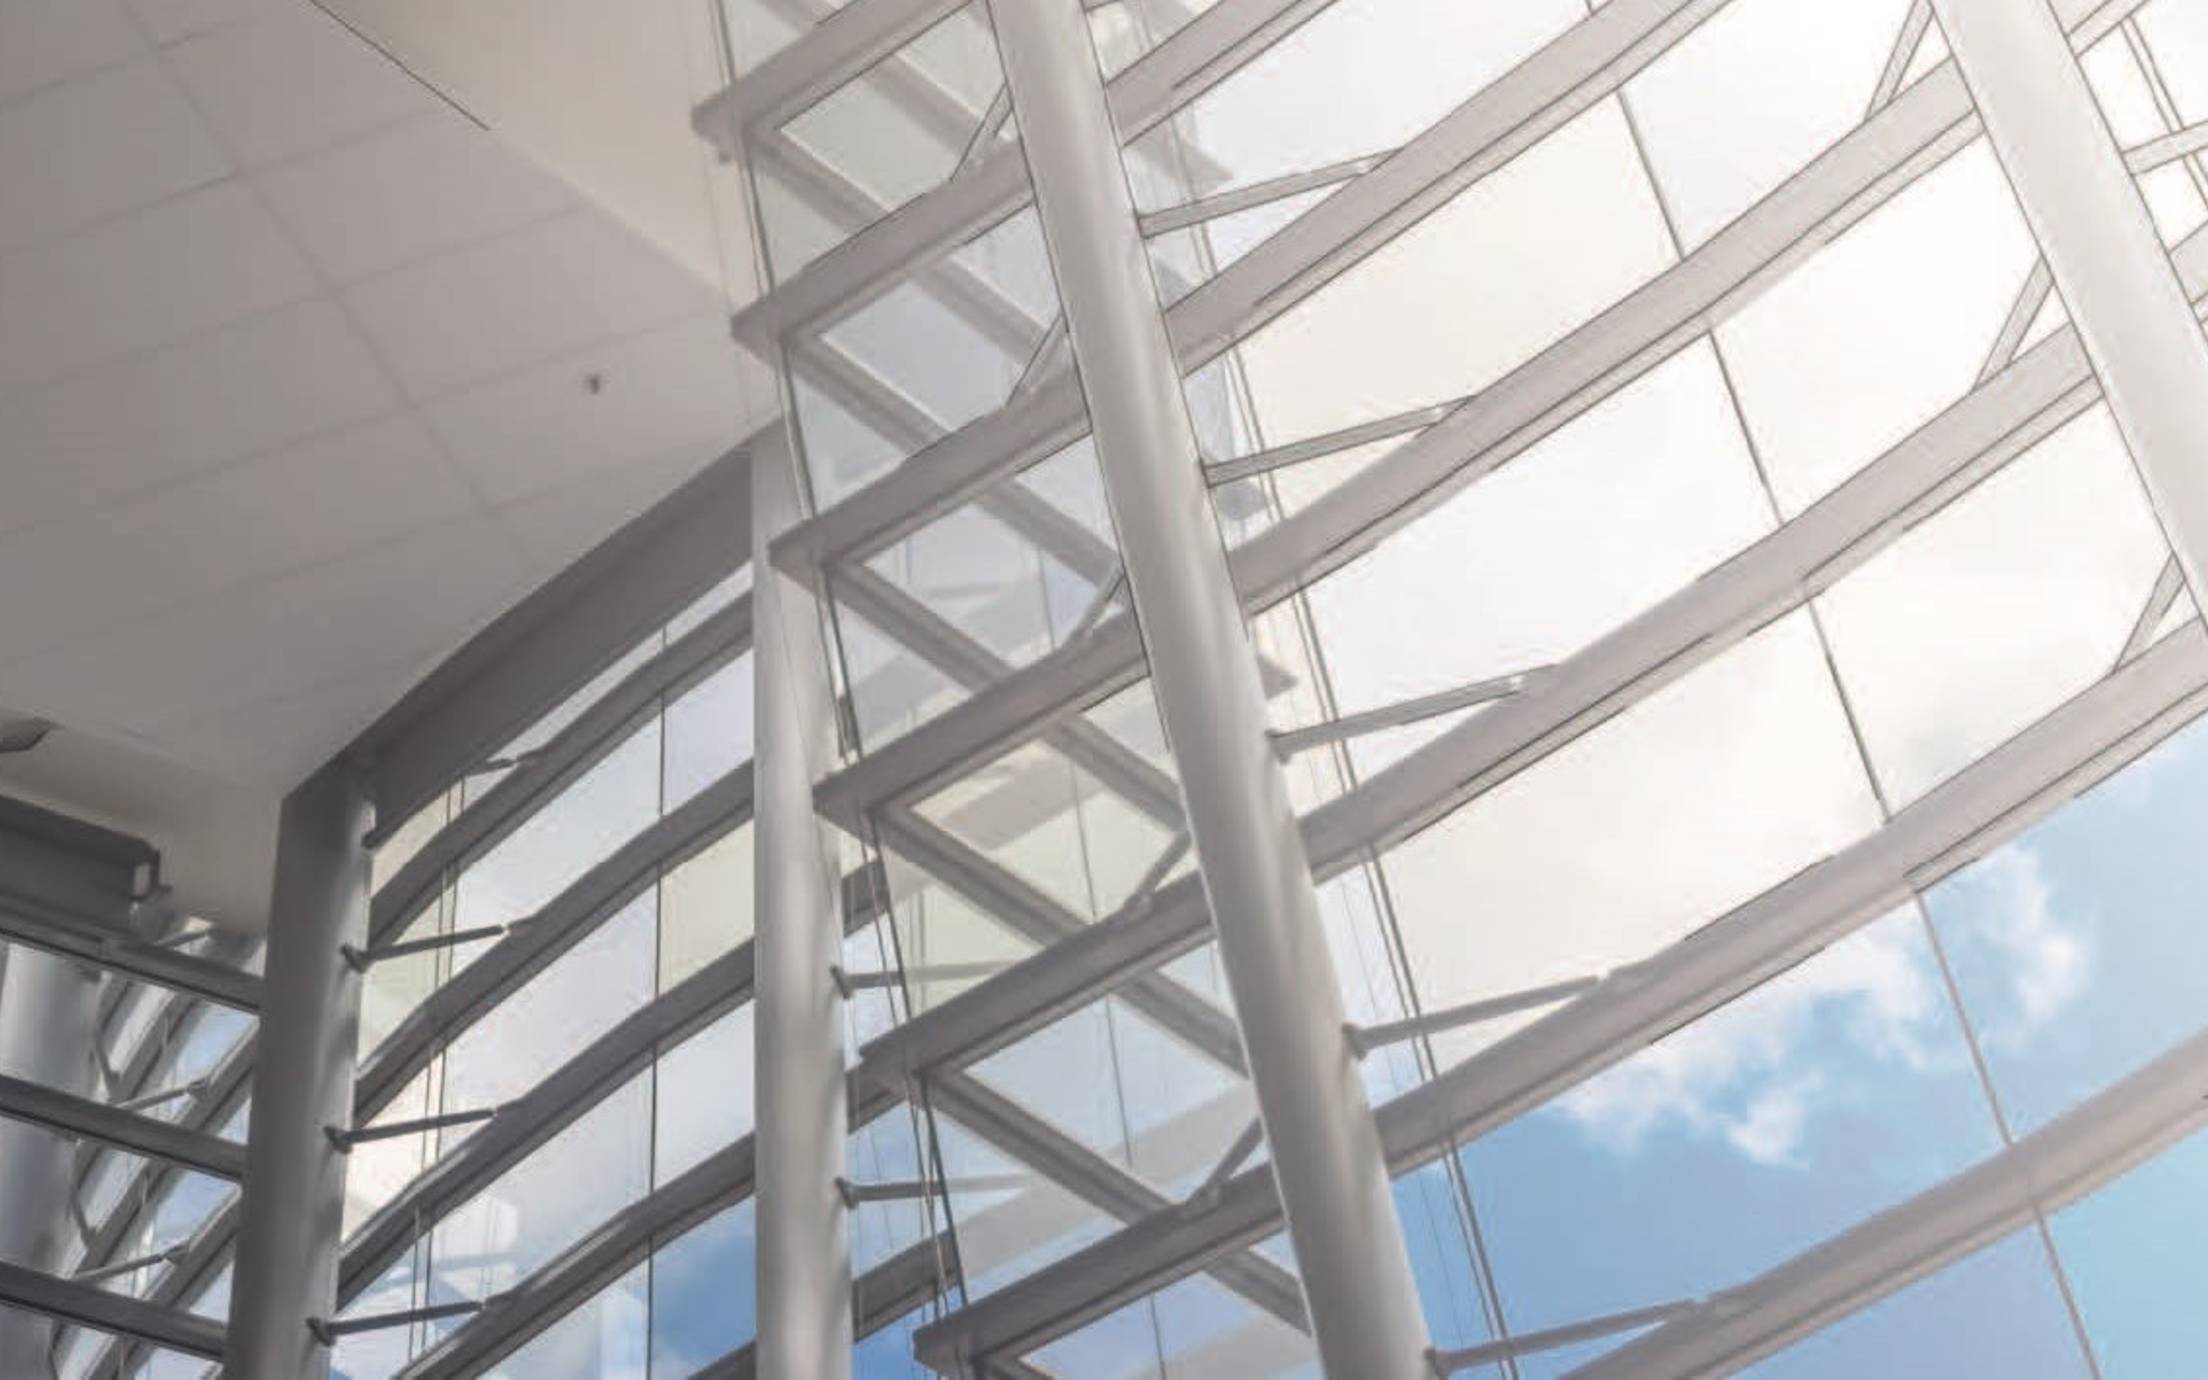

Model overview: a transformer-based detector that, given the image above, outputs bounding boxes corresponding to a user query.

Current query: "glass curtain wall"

[42,1,2208,1377]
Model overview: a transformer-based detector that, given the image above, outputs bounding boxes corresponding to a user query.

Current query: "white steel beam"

[809,0,2148,842]
[753,428,855,1379]
[986,1,1428,1373]
[858,223,2189,1092]
[1931,0,2208,608]
[713,0,1337,344]
[914,620,2208,1368]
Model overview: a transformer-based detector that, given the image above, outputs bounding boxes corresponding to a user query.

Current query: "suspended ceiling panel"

[0,0,772,928]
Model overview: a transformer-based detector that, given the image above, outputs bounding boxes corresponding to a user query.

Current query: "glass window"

[1460,908,2001,1343]
[1927,711,2208,1135]
[1743,1229,2089,1379]
[2052,1122,2208,1376]
[650,1201,758,1374]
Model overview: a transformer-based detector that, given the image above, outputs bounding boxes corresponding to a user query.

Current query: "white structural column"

[228,762,373,1378]
[1932,0,2208,600]
[752,430,854,1379]
[0,946,100,1373]
[982,2,1431,1376]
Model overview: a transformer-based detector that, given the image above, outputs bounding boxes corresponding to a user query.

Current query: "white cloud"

[1941,844,2090,1050]
[1553,845,2090,1166]
[1553,913,1960,1166]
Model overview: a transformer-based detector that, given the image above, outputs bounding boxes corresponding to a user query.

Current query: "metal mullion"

[367,594,753,949]
[833,566,1180,824]
[2118,21,2208,202]
[758,134,1044,356]
[926,1070,1304,1328]
[1139,149,1389,238]
[337,944,750,1304]
[0,890,260,1014]
[808,0,2154,834]
[355,446,754,840]
[912,622,2208,1367]
[772,0,1744,577]
[0,1073,243,1182]
[716,0,1337,345]
[870,807,1242,1073]
[1577,1015,2208,1377]
[354,763,756,1124]
[2116,554,2187,667]
[696,0,969,145]
[793,338,1132,624]
[760,0,991,149]
[0,1259,224,1363]
[697,1231,958,1378]
[400,1078,908,1380]
[844,272,2154,1090]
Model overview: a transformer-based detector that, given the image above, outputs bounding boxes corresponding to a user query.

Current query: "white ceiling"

[0,0,772,928]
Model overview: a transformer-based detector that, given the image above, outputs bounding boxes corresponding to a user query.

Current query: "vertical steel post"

[0,945,99,1373]
[227,761,372,1379]
[1932,0,2208,604]
[753,431,854,1379]
[982,1,1432,1374]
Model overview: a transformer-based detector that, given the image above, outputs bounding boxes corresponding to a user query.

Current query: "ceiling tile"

[0,414,478,658]
[2,515,526,737]
[160,0,434,168]
[150,657,425,789]
[256,109,573,285]
[342,208,723,400]
[426,312,748,505]
[498,445,721,586]
[0,0,142,105]
[0,297,395,531]
[0,179,316,395]
[125,0,278,48]
[0,58,230,256]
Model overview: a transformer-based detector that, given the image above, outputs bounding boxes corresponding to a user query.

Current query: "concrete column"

[226,762,371,1378]
[752,430,854,1379]
[0,944,100,1372]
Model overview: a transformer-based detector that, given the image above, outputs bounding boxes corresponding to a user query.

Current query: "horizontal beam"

[832,566,1182,827]
[0,885,260,1012]
[352,444,753,837]
[354,761,755,1121]
[694,0,961,142]
[1578,1014,2208,1376]
[717,0,1335,344]
[0,1072,244,1181]
[869,807,1246,1076]
[777,0,1739,582]
[337,943,757,1304]
[927,1070,1305,1330]
[368,589,752,945]
[403,1075,907,1380]
[0,1258,224,1362]
[856,246,2156,1094]
[912,619,2208,1366]
[807,0,2144,828]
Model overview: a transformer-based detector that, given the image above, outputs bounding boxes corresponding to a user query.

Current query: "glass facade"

[8,0,2208,1377]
